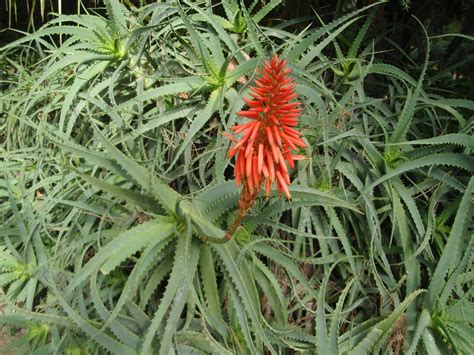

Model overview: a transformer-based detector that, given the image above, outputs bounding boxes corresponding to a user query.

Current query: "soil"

[0,325,18,355]
[0,304,23,355]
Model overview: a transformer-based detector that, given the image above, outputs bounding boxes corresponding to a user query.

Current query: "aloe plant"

[1,0,473,353]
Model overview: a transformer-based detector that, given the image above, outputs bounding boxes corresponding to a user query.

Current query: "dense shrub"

[0,0,472,353]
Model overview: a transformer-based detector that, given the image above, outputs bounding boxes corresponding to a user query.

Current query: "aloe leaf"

[177,2,216,73]
[348,12,375,58]
[89,272,142,350]
[391,134,474,150]
[426,178,474,310]
[184,0,242,60]
[287,1,384,62]
[406,309,432,355]
[422,329,442,355]
[251,0,282,24]
[73,170,164,214]
[350,290,425,354]
[59,61,109,133]
[299,17,362,67]
[369,153,474,190]
[252,257,287,325]
[63,218,173,295]
[199,244,223,321]
[167,89,220,171]
[49,280,137,354]
[390,19,429,144]
[240,5,264,56]
[194,181,240,222]
[329,278,356,354]
[104,0,129,38]
[249,243,319,300]
[93,126,181,215]
[212,241,275,352]
[141,228,199,353]
[139,252,174,309]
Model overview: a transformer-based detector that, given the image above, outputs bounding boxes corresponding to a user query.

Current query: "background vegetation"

[1,0,473,353]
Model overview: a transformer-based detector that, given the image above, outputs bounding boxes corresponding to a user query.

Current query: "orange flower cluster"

[226,54,306,205]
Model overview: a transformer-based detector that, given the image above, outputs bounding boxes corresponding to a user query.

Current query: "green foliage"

[1,0,473,354]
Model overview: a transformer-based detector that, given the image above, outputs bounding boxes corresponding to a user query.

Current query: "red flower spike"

[272,126,282,147]
[276,171,291,200]
[224,54,306,238]
[265,178,271,196]
[262,163,269,178]
[267,153,276,181]
[257,144,264,174]
[285,152,295,169]
[221,131,238,143]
